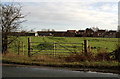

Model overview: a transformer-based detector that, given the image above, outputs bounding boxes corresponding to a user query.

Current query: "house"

[104,30,117,38]
[53,31,66,37]
[109,30,116,35]
[97,30,106,37]
[67,30,77,33]
[36,29,117,38]
[93,32,98,37]
[76,30,85,37]
[85,28,94,37]
[77,30,85,34]
[65,30,77,37]
[37,32,53,36]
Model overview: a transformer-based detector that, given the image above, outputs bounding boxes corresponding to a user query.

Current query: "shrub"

[112,44,120,60]
[95,48,110,61]
[64,53,87,62]
[64,52,94,62]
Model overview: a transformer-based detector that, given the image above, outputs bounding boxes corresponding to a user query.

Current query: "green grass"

[8,36,118,56]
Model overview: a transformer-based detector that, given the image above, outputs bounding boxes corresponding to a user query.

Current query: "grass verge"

[2,54,119,72]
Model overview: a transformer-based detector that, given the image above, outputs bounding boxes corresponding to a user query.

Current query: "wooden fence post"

[28,38,31,57]
[54,41,55,57]
[89,45,91,52]
[84,40,88,56]
[22,42,24,56]
[18,41,20,56]
[82,43,83,54]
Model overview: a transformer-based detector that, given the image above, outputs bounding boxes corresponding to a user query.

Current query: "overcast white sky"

[1,0,119,31]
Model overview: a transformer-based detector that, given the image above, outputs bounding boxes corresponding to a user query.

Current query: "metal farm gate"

[28,38,88,57]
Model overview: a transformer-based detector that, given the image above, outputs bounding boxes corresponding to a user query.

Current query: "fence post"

[54,41,55,57]
[89,45,91,52]
[28,38,31,57]
[81,43,83,54]
[18,41,20,56]
[84,40,88,56]
[22,42,24,56]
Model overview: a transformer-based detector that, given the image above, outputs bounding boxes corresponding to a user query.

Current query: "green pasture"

[8,36,118,56]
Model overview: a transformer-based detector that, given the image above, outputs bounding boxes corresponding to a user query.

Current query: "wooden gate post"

[89,45,91,52]
[84,40,88,56]
[22,42,24,56]
[54,41,55,57]
[82,43,84,54]
[28,38,31,57]
[18,41,20,55]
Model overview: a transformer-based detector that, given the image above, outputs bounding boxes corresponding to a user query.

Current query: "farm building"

[37,31,53,36]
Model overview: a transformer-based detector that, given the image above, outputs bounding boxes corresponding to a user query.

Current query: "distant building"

[77,30,85,34]
[93,32,98,37]
[76,30,85,37]
[97,30,106,37]
[24,32,35,36]
[67,30,77,33]
[104,30,117,38]
[66,30,77,37]
[31,28,118,38]
[85,28,94,37]
[53,31,66,37]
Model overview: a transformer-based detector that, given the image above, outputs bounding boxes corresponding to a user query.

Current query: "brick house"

[78,30,85,34]
[85,28,94,37]
[93,32,98,37]
[76,30,85,37]
[67,30,77,33]
[97,30,106,37]
[53,31,66,37]
[65,30,77,37]
[104,30,117,38]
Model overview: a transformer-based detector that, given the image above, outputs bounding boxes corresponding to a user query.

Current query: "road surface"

[2,66,119,77]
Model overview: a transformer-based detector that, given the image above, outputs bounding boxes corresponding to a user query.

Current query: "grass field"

[8,36,118,57]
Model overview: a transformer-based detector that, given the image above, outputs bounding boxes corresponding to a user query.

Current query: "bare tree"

[91,27,99,32]
[52,29,55,32]
[0,3,26,55]
[29,29,35,32]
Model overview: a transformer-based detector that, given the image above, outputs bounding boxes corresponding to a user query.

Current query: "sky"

[1,0,119,31]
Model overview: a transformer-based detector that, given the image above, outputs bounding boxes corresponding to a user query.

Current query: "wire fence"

[17,38,89,57]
